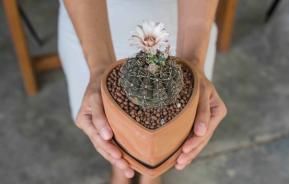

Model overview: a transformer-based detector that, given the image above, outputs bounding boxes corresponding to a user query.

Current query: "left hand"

[175,70,227,170]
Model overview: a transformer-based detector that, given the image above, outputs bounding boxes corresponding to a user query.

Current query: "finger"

[182,134,205,154]
[90,93,113,140]
[76,112,98,139]
[98,147,132,172]
[176,134,211,170]
[176,109,219,169]
[181,96,224,154]
[175,163,187,170]
[210,88,227,123]
[89,133,118,166]
[114,159,130,170]
[177,135,210,166]
[113,165,135,179]
[177,90,227,170]
[179,104,224,167]
[194,87,211,136]
[91,136,132,172]
[91,134,122,159]
[96,147,115,165]
[77,113,122,159]
[182,89,224,154]
[124,168,135,178]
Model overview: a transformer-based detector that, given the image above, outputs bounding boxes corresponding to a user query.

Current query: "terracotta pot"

[101,58,200,177]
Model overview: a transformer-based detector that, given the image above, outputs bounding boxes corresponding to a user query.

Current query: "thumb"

[194,90,210,136]
[90,93,113,140]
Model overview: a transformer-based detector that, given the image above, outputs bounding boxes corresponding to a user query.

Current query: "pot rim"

[101,57,200,134]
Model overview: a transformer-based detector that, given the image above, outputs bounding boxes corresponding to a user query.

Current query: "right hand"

[76,75,135,178]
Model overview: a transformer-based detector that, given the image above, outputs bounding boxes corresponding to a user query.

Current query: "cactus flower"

[130,21,170,55]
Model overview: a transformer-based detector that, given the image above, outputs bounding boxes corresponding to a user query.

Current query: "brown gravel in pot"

[106,63,194,130]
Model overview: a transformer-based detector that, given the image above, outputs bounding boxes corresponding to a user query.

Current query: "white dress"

[58,0,218,119]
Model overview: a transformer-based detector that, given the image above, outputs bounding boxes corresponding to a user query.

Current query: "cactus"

[119,21,184,109]
[120,52,184,108]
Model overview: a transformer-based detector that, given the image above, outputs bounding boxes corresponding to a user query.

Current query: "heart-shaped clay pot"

[101,58,200,177]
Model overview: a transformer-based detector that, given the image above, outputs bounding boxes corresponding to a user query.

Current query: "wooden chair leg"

[33,54,61,73]
[3,0,38,95]
[216,0,238,53]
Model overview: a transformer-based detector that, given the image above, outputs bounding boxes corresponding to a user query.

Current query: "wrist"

[190,59,204,72]
[89,66,107,79]
[85,50,115,78]
[88,57,114,78]
[177,55,204,72]
[88,65,107,88]
[87,69,104,92]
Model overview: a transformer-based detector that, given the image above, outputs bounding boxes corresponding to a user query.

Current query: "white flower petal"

[142,22,151,34]
[135,26,145,39]
[130,21,171,55]
[153,22,165,35]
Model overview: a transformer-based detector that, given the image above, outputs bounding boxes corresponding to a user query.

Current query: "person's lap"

[58,0,218,119]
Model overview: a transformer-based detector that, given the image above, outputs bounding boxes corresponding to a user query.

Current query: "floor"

[0,0,289,184]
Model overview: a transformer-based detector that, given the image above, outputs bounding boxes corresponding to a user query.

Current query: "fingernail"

[175,164,186,170]
[116,160,127,170]
[183,142,195,153]
[125,170,134,178]
[100,127,112,140]
[183,147,191,154]
[177,157,185,165]
[195,122,207,136]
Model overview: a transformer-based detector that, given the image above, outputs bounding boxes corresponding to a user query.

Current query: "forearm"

[177,0,219,70]
[63,0,115,77]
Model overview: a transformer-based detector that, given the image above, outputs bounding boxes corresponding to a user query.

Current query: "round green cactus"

[119,52,184,109]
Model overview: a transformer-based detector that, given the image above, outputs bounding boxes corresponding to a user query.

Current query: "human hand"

[175,69,227,170]
[76,74,135,178]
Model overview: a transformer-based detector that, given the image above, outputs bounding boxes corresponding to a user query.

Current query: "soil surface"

[107,62,194,130]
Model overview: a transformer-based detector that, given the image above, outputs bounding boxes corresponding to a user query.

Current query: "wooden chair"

[216,0,238,53]
[2,0,61,96]
[216,0,282,52]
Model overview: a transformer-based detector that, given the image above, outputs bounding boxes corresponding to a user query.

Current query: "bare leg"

[111,166,132,184]
[139,175,161,184]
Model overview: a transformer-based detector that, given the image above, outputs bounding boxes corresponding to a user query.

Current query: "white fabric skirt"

[58,0,218,119]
